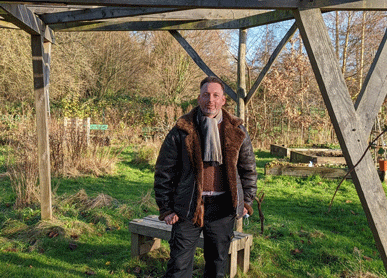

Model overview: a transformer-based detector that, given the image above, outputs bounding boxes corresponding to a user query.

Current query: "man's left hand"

[243,207,248,216]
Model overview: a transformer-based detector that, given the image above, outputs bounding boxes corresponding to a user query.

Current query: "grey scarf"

[197,109,223,166]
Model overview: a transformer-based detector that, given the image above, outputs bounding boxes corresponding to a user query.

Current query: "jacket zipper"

[186,181,196,217]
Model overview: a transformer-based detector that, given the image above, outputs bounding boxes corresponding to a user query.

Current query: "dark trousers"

[165,194,235,278]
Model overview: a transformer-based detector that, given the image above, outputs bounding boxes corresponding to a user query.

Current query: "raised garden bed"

[265,162,350,179]
[270,144,346,165]
[270,144,312,158]
[290,150,346,165]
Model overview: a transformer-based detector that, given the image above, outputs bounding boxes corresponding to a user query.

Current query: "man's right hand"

[164,212,179,225]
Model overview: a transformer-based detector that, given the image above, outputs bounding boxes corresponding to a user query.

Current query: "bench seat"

[128,215,253,278]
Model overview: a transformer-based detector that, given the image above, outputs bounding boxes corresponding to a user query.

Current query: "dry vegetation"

[3,116,121,208]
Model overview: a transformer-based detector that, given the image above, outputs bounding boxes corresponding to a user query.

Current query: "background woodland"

[1,11,387,149]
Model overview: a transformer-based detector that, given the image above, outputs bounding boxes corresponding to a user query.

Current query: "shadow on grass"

[53,176,153,204]
[0,254,86,277]
[119,149,155,172]
[0,234,131,277]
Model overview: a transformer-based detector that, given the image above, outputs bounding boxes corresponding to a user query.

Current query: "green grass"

[0,147,386,277]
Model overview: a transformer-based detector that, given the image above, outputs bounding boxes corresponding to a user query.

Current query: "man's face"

[198,82,226,118]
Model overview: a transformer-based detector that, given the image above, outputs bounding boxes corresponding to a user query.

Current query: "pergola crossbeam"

[51,10,295,32]
[0,3,54,42]
[2,0,387,10]
[40,8,272,25]
[40,7,187,24]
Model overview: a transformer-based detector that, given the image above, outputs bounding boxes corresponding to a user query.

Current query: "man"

[154,76,257,278]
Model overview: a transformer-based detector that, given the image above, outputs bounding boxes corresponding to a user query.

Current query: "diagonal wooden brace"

[293,8,387,271]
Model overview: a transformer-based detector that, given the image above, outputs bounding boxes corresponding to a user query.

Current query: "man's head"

[198,76,226,118]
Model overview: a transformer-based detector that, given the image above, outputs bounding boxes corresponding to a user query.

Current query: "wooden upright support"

[294,8,387,270]
[236,28,247,233]
[237,28,247,123]
[31,34,52,220]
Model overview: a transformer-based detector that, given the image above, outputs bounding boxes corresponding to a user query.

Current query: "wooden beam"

[355,28,387,135]
[169,30,237,102]
[52,10,295,32]
[52,19,204,32]
[293,8,387,271]
[41,7,268,25]
[2,0,387,10]
[31,34,52,220]
[0,3,54,42]
[40,7,186,24]
[245,22,297,104]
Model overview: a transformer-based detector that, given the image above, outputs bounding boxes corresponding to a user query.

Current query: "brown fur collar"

[175,106,246,226]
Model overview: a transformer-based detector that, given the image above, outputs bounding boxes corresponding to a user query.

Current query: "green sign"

[90,124,108,130]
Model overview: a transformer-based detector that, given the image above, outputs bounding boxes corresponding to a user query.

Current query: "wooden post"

[235,28,247,233]
[84,117,91,146]
[294,8,387,271]
[237,28,247,122]
[31,34,52,220]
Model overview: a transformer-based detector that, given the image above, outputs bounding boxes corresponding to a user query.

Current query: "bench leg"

[237,242,251,273]
[228,240,238,278]
[131,233,161,258]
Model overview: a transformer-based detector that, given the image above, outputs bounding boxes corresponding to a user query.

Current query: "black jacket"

[154,106,257,226]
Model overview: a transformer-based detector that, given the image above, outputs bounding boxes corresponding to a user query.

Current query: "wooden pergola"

[2,0,387,271]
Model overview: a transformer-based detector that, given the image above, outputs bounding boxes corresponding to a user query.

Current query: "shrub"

[5,117,122,209]
[50,118,121,177]
[133,142,162,166]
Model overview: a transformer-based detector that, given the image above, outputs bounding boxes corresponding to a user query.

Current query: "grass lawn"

[0,147,386,277]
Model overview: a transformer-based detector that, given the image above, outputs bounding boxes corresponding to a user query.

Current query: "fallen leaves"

[291,248,303,255]
[133,266,141,274]
[363,255,372,261]
[85,270,96,275]
[47,231,59,238]
[69,243,78,251]
[70,234,79,239]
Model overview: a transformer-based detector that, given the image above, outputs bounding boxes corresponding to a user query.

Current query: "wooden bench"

[128,215,253,278]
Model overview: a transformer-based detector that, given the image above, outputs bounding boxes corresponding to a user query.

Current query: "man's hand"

[243,207,248,216]
[164,212,179,225]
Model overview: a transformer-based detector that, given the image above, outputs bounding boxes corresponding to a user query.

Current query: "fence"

[63,117,109,147]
